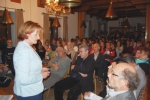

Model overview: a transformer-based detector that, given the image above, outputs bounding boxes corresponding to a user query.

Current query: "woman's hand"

[41,68,50,79]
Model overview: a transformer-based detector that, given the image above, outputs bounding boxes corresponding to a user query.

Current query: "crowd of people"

[0,21,149,100]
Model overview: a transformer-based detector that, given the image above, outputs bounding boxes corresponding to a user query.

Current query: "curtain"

[43,14,50,43]
[15,9,24,45]
[63,17,68,41]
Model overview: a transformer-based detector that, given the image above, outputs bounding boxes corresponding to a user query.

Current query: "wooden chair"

[46,67,70,97]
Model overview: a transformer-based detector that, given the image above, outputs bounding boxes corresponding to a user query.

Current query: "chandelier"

[45,0,71,16]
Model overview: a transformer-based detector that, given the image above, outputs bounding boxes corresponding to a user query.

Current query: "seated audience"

[43,46,71,90]
[54,45,95,100]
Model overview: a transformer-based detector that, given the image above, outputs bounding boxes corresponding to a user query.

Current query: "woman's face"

[27,30,40,45]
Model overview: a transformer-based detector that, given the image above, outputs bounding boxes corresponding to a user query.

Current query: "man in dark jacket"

[54,44,95,100]
[2,39,15,76]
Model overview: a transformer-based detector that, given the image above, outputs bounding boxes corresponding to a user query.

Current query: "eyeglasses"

[111,70,124,79]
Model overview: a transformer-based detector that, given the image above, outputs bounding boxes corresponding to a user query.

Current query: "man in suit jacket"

[54,44,95,100]
[84,61,139,100]
[90,43,105,77]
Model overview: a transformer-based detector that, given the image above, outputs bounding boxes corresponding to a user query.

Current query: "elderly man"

[84,61,139,100]
[54,45,95,100]
[2,39,15,76]
[123,55,146,99]
[43,46,71,90]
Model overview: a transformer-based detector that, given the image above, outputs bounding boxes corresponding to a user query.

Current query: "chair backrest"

[137,85,147,100]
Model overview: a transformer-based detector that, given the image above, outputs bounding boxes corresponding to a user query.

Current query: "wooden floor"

[0,75,150,100]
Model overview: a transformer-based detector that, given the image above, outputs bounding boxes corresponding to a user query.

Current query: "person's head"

[18,21,43,45]
[139,48,149,60]
[7,39,13,48]
[107,61,139,91]
[136,41,142,47]
[52,38,56,44]
[79,44,89,59]
[111,42,115,49]
[122,55,137,67]
[126,41,131,47]
[93,43,100,53]
[67,42,73,50]
[145,41,150,48]
[100,41,105,48]
[56,40,61,47]
[76,36,79,40]
[37,40,42,45]
[106,42,111,49]
[116,41,121,47]
[56,46,66,57]
[45,40,50,46]
[135,47,143,58]
[62,40,66,47]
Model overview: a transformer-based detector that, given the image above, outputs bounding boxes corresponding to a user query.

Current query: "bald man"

[84,61,139,100]
[43,46,71,90]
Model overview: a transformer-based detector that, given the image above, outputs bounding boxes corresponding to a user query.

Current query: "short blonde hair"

[18,21,43,40]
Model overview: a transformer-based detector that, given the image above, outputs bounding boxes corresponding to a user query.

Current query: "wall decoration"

[10,0,21,3]
[37,0,45,8]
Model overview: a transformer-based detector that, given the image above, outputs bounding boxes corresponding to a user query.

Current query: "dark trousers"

[54,77,82,100]
[8,61,15,76]
[16,93,42,100]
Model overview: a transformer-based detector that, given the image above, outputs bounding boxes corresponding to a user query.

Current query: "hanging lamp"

[105,1,117,19]
[59,0,82,7]
[0,7,13,24]
[122,12,130,28]
[80,20,86,28]
[52,17,61,27]
[123,17,130,28]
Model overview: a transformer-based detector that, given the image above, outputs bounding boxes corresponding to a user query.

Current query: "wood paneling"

[70,0,150,18]
[78,12,86,39]
[146,5,150,42]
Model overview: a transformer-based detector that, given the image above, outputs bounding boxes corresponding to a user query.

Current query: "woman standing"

[13,21,50,100]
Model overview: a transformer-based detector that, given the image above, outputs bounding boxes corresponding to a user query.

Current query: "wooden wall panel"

[146,5,150,42]
[78,12,86,39]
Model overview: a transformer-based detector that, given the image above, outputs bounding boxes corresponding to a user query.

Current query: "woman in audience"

[13,21,50,100]
[62,40,67,51]
[44,40,54,60]
[66,42,76,61]
[114,40,123,60]
[35,39,46,60]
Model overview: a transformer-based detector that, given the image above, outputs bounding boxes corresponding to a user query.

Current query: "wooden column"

[146,5,150,42]
[78,12,86,39]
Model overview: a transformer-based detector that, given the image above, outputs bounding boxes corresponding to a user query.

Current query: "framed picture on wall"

[10,0,21,3]
[37,0,45,8]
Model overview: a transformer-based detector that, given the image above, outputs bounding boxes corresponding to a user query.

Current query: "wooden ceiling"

[71,0,150,18]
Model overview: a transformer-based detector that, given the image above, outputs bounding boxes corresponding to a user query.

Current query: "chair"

[46,67,71,97]
[137,77,148,100]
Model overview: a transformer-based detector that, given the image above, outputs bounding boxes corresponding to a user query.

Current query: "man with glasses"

[84,61,139,100]
[2,39,15,76]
